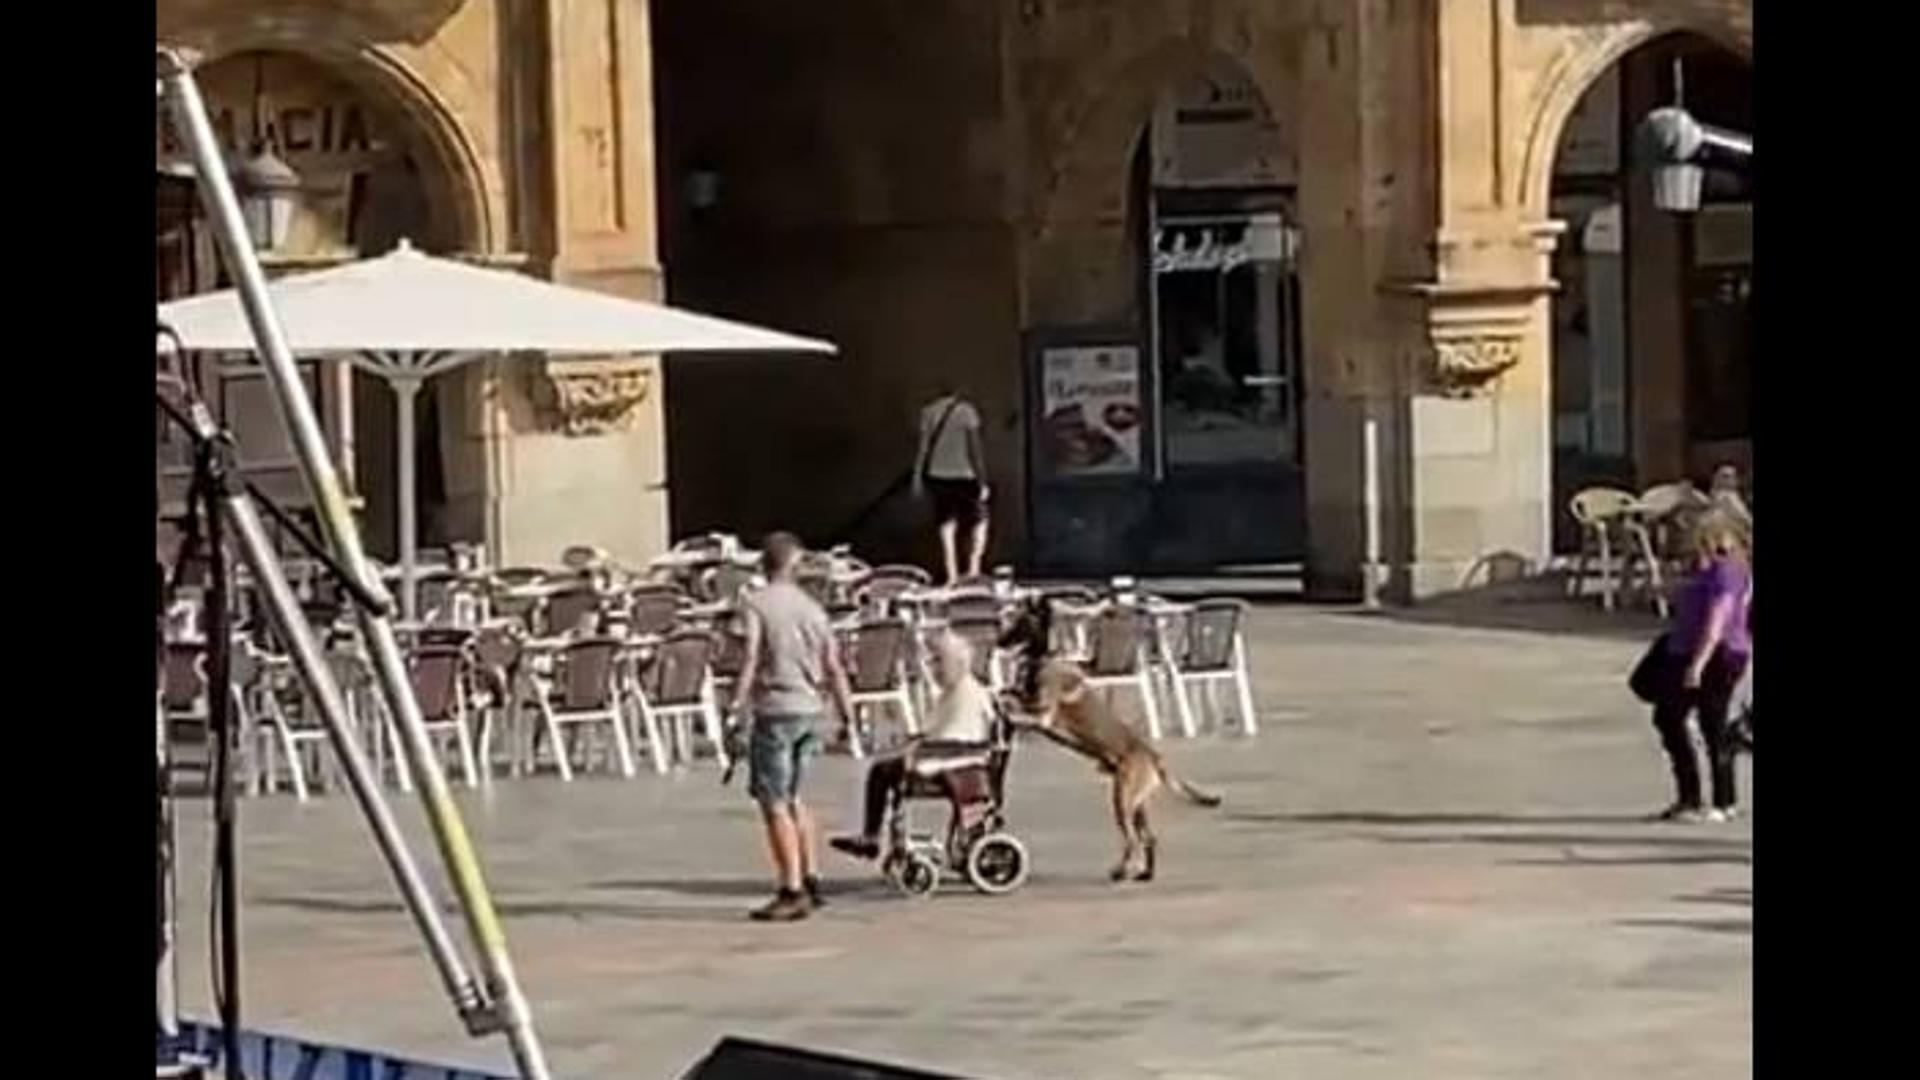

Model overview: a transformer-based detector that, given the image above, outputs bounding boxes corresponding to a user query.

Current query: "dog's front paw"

[1108,865,1130,883]
[1132,868,1155,883]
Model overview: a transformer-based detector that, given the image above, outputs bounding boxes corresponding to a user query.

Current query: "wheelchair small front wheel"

[964,833,1029,895]
[894,853,941,898]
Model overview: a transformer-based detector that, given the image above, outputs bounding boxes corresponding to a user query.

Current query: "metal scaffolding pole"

[156,45,551,1080]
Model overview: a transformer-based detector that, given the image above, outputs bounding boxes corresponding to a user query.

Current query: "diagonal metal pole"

[157,393,485,1025]
[158,46,551,1080]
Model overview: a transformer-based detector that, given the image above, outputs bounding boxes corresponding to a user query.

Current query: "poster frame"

[1022,325,1155,495]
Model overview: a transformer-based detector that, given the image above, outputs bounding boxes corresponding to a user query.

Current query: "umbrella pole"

[394,374,421,624]
[160,47,552,1080]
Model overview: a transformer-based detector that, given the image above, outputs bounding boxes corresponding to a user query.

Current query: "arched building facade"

[159,2,1752,595]
[655,0,1752,596]
[157,0,672,570]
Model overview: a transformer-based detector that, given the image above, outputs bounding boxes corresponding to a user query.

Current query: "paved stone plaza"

[175,605,1752,1079]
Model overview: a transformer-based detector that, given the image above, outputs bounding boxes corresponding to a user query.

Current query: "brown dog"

[1000,596,1222,882]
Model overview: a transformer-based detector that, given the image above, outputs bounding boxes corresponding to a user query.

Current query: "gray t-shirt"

[919,396,982,481]
[741,581,834,716]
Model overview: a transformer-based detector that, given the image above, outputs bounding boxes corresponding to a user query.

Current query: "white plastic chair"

[1083,604,1167,740]
[407,642,482,789]
[469,624,525,781]
[841,619,922,756]
[162,638,263,795]
[250,665,333,801]
[531,637,636,781]
[1567,487,1643,612]
[1168,600,1259,737]
[629,630,725,772]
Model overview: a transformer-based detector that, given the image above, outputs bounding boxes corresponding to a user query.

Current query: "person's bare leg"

[965,515,990,580]
[938,520,961,584]
[790,798,820,882]
[759,803,802,891]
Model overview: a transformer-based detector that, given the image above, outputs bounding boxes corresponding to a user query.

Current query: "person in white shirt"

[913,385,991,584]
[830,631,996,860]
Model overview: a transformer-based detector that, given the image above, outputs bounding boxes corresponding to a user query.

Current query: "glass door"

[1153,208,1302,473]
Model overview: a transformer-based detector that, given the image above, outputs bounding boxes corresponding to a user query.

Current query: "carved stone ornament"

[538,358,652,436]
[1430,335,1523,397]
[1382,272,1553,399]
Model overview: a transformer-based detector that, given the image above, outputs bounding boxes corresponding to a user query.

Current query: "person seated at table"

[830,631,995,860]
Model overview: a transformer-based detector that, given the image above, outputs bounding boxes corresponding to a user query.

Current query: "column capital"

[535,356,654,437]
[1381,276,1555,398]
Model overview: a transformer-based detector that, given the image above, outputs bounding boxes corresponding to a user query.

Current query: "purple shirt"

[1667,558,1753,659]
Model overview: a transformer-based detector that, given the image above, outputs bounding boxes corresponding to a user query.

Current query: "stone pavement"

[173,605,1751,1080]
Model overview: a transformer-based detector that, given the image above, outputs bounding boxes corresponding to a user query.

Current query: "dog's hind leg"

[1133,806,1157,882]
[1128,761,1161,881]
[1108,782,1140,882]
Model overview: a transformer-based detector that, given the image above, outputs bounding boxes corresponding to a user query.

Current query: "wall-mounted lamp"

[685,169,721,211]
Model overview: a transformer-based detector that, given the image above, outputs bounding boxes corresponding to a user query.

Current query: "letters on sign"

[156,104,383,163]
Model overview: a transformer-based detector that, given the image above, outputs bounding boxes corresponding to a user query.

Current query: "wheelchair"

[876,701,1030,898]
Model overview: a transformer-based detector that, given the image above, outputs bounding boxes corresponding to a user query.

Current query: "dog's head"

[999,593,1053,656]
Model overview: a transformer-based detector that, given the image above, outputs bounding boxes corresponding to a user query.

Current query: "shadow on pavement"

[589,876,898,900]
[1347,829,1753,868]
[1618,916,1753,936]
[1370,831,1747,849]
[1506,852,1751,868]
[258,893,758,924]
[1348,602,1663,642]
[1675,886,1753,908]
[1229,811,1655,828]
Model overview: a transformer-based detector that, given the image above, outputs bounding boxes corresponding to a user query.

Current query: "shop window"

[1153,211,1302,468]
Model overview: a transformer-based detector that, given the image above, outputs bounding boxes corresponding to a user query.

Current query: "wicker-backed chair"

[1568,487,1647,612]
[1083,604,1166,740]
[631,629,726,771]
[531,637,635,781]
[839,619,923,756]
[1170,600,1259,736]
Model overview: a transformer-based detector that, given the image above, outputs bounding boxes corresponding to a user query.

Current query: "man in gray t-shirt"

[913,385,990,584]
[730,532,856,921]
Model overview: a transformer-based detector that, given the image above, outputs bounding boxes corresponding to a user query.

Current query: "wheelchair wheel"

[893,853,941,898]
[963,833,1029,895]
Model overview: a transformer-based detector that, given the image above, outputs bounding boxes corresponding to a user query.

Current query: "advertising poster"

[1040,345,1143,477]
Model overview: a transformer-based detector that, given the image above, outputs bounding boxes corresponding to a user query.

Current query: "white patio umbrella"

[160,239,835,619]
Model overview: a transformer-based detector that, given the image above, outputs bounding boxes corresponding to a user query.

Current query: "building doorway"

[155,49,456,561]
[1028,56,1303,573]
[1548,33,1752,551]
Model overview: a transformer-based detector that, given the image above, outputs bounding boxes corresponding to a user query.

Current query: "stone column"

[452,0,670,568]
[1367,0,1561,600]
[1298,0,1438,601]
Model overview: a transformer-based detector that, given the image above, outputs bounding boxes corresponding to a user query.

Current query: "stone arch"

[163,7,506,254]
[1516,17,1752,219]
[1036,40,1297,233]
[1027,38,1298,322]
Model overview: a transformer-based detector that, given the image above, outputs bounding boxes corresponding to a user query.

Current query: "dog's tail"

[1157,762,1222,808]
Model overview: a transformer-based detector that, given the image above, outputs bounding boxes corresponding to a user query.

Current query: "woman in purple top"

[1649,513,1753,822]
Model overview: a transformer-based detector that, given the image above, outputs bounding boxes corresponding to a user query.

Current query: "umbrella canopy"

[158,239,835,358]
[158,240,834,620]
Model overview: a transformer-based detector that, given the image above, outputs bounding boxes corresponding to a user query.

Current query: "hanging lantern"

[235,145,300,252]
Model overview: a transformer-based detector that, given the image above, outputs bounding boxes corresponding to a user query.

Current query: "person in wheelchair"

[830,631,996,861]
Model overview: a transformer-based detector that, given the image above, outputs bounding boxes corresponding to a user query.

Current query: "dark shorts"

[927,478,987,528]
[748,713,822,805]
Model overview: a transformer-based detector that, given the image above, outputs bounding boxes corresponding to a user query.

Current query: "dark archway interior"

[1548,32,1752,552]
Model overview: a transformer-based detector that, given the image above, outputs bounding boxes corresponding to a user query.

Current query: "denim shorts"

[748,713,823,805]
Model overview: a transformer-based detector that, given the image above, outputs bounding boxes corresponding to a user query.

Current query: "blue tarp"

[164,1020,512,1080]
